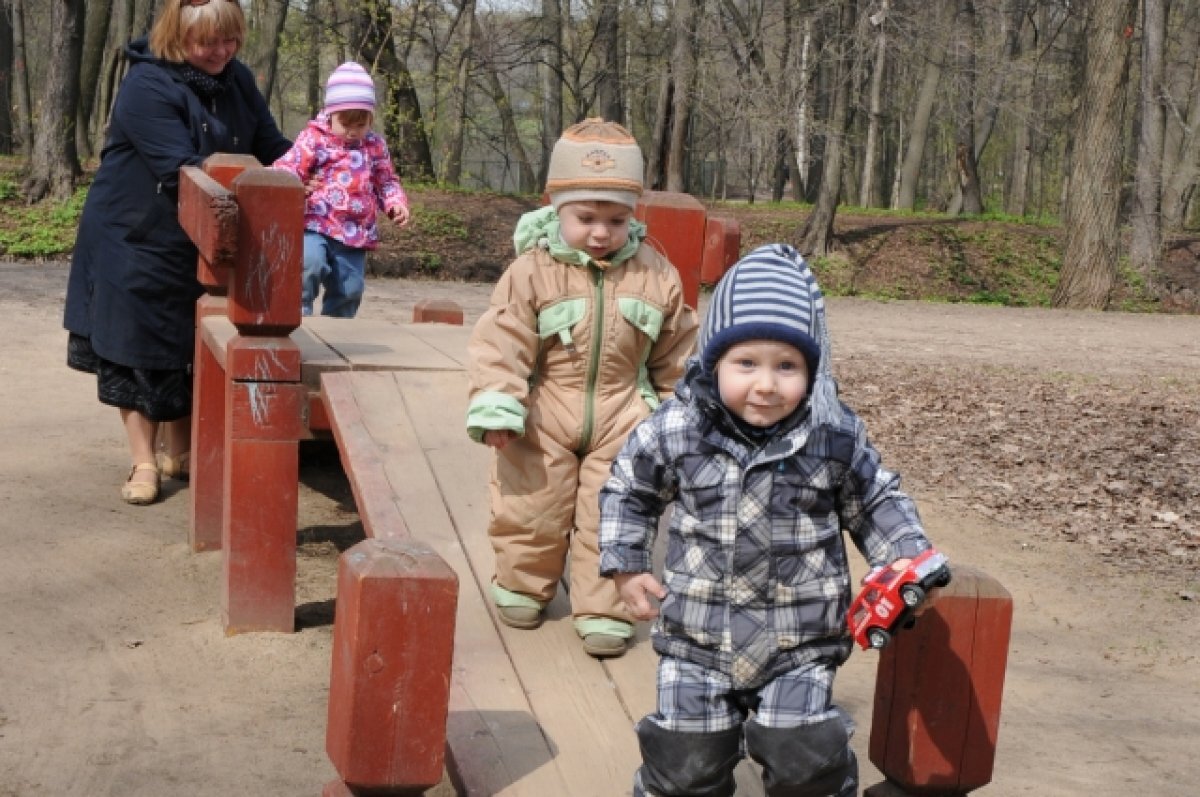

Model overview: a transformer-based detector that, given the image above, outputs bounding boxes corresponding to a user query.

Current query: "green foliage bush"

[0,182,86,258]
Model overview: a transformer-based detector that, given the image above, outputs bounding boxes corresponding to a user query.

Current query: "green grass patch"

[0,184,86,258]
[410,205,470,241]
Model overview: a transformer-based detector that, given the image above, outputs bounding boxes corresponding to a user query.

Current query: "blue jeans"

[302,232,368,318]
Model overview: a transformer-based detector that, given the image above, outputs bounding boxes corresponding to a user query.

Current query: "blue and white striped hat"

[700,243,841,426]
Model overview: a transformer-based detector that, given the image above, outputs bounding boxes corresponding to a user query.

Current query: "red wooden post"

[180,160,245,553]
[865,566,1013,796]
[635,191,707,309]
[220,371,308,632]
[217,167,306,633]
[326,538,458,793]
[204,153,264,189]
[190,313,225,551]
[192,154,259,293]
[700,215,741,287]
[412,298,464,325]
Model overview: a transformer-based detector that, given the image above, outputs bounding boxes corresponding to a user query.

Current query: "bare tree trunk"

[772,1,797,203]
[952,0,983,214]
[794,18,814,201]
[665,0,699,193]
[646,65,672,191]
[1129,0,1166,285]
[771,127,789,202]
[95,0,127,149]
[539,0,562,186]
[895,46,942,210]
[245,0,288,100]
[353,0,434,182]
[1161,6,1200,230]
[858,0,890,208]
[76,0,112,162]
[25,0,85,203]
[1053,0,1137,309]
[442,0,475,186]
[1006,109,1032,217]
[799,0,854,256]
[10,0,32,158]
[132,0,154,36]
[304,0,322,120]
[974,0,1028,158]
[594,0,622,123]
[1004,15,1036,216]
[0,2,13,154]
[472,12,536,193]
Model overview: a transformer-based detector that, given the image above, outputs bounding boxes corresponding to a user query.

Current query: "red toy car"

[847,548,952,650]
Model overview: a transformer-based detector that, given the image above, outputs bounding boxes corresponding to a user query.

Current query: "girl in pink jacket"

[273,62,410,317]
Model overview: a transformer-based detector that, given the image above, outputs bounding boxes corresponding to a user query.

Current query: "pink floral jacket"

[271,112,409,250]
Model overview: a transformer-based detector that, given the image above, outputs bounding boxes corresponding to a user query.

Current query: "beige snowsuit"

[466,243,698,623]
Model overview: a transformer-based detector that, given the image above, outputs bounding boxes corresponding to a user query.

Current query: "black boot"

[633,720,742,797]
[745,715,858,797]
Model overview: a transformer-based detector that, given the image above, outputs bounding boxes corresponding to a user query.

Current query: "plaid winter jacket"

[599,361,931,689]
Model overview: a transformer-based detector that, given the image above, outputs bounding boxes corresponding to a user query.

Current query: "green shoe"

[575,617,634,659]
[492,583,545,630]
[581,633,628,658]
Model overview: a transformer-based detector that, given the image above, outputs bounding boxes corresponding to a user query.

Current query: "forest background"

[1,0,1198,313]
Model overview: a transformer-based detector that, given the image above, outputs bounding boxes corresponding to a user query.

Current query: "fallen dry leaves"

[838,357,1199,592]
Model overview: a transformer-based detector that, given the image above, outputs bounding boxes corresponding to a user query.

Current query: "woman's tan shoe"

[121,462,160,505]
[160,451,190,481]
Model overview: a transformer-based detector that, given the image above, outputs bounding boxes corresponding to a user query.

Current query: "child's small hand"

[483,430,516,450]
[614,573,667,621]
[388,205,411,228]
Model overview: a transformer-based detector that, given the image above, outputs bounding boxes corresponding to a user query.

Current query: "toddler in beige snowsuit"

[466,119,698,658]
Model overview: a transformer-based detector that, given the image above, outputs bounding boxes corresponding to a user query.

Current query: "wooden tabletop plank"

[304,317,467,373]
[328,371,570,796]
[395,370,649,796]
[292,326,348,389]
[401,322,473,368]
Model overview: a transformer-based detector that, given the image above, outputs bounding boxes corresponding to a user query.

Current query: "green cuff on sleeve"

[466,390,527,443]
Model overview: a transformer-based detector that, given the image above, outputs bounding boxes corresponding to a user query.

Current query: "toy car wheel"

[867,627,891,649]
[900,584,925,607]
[933,567,952,588]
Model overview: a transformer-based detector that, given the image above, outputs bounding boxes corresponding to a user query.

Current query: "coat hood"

[124,38,160,66]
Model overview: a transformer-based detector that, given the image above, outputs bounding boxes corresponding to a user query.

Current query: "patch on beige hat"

[546,118,644,210]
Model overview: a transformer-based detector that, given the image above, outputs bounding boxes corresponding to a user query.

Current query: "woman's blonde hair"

[148,0,246,64]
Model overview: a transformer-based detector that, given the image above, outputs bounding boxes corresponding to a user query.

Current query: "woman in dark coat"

[64,0,291,504]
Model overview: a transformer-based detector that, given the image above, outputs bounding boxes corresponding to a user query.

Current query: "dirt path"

[1,262,1197,796]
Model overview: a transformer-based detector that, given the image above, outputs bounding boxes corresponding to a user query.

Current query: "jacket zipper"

[578,265,605,453]
[205,98,237,148]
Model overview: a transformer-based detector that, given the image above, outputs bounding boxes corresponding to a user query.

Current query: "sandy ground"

[1,261,1198,796]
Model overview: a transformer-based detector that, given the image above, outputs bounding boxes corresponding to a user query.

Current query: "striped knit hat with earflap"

[545,118,644,211]
[324,61,376,114]
[699,243,842,428]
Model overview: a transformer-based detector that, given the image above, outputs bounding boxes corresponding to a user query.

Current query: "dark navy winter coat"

[64,40,291,370]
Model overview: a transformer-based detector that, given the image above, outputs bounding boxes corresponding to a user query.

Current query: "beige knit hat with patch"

[545,118,644,211]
